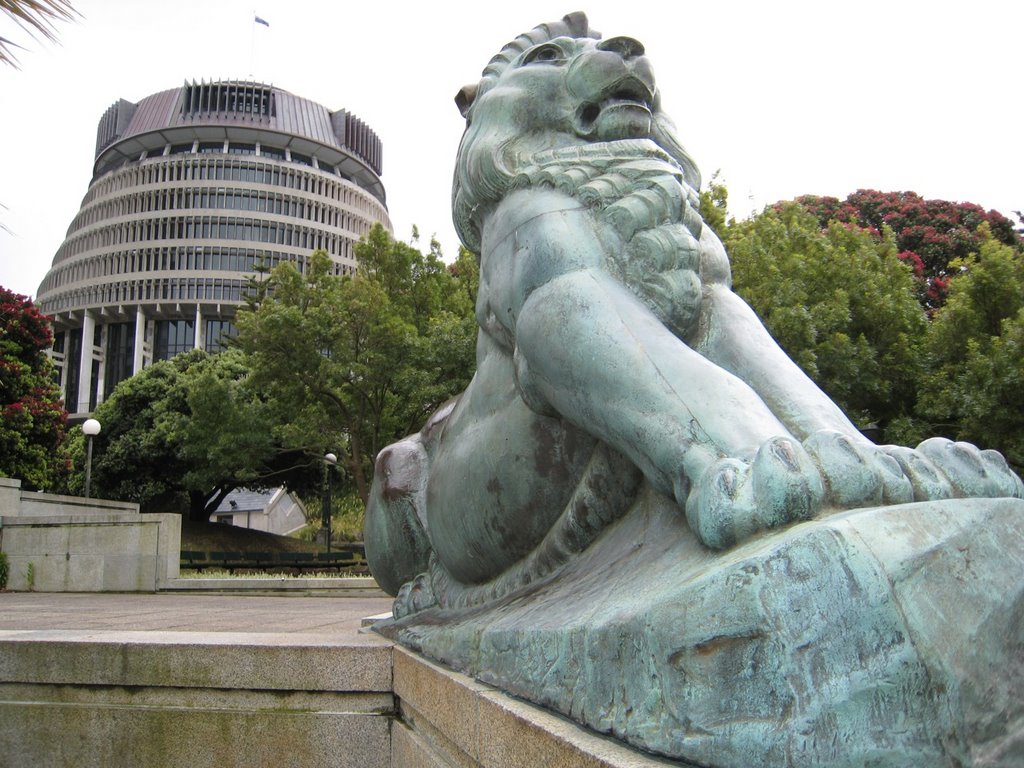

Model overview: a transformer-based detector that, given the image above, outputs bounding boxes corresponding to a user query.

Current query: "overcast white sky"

[1,0,1021,299]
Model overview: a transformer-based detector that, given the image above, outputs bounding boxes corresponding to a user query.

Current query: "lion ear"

[455,83,478,118]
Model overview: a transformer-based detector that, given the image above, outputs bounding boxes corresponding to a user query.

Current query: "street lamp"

[322,452,337,553]
[82,418,101,499]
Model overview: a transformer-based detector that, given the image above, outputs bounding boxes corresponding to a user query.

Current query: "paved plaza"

[0,592,394,637]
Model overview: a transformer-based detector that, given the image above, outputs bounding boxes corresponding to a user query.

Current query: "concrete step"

[0,627,394,768]
[160,575,388,597]
[0,593,682,767]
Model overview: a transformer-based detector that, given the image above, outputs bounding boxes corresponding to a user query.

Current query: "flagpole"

[251,13,270,80]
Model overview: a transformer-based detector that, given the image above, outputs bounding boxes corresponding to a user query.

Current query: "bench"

[179,549,367,573]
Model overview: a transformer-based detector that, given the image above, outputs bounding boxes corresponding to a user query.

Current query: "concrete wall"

[0,629,393,768]
[0,624,674,768]
[0,477,180,591]
[0,476,138,517]
[392,647,677,767]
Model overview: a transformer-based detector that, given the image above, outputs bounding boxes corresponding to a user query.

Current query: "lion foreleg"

[513,268,797,497]
[696,285,865,442]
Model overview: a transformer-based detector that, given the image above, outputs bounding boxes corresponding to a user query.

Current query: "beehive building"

[36,80,390,416]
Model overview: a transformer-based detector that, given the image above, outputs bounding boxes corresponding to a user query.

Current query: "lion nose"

[597,36,645,59]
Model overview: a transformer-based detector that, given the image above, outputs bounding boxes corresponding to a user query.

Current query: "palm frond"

[0,0,79,68]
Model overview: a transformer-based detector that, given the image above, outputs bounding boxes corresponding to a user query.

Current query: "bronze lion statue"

[365,12,1022,614]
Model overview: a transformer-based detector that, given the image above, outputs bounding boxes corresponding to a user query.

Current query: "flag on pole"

[254,15,270,27]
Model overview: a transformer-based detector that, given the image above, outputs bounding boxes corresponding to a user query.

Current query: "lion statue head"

[452,11,702,253]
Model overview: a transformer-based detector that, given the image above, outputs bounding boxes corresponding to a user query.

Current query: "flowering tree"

[789,191,1021,312]
[0,287,68,488]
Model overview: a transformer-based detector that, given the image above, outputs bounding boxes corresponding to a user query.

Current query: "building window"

[205,319,237,352]
[154,319,195,360]
[104,321,135,392]
[89,359,101,412]
[182,82,275,118]
[64,328,83,411]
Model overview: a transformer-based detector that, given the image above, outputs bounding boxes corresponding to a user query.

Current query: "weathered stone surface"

[0,683,391,768]
[393,646,681,767]
[0,620,395,768]
[380,495,1024,766]
[0,630,393,692]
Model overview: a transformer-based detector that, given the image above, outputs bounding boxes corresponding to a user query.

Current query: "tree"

[724,203,927,440]
[0,286,68,488]
[701,183,1024,460]
[697,170,730,240]
[916,229,1024,469]
[790,190,1021,312]
[235,230,477,503]
[1,0,78,68]
[71,348,318,520]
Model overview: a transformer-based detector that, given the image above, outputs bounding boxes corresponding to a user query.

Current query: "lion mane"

[452,11,715,339]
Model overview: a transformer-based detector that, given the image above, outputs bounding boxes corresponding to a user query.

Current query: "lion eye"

[521,44,564,65]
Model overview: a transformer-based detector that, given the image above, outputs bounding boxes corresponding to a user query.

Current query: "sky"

[1,0,1021,299]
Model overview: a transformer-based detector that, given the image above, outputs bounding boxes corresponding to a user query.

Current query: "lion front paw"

[804,430,914,508]
[886,438,1024,501]
[685,436,825,550]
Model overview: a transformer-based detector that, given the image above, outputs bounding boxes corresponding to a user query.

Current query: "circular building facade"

[36,80,390,416]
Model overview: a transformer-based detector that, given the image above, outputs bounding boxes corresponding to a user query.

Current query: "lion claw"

[804,430,914,508]
[393,572,438,619]
[917,438,1023,499]
[686,437,824,550]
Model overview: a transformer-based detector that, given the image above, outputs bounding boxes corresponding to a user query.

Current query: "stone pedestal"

[379,494,1024,767]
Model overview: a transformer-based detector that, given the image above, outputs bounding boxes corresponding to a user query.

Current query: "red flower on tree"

[788,191,1022,312]
[0,287,68,489]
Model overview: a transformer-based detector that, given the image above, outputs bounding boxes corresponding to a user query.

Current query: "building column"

[94,323,107,406]
[133,306,145,374]
[194,305,204,350]
[77,312,96,414]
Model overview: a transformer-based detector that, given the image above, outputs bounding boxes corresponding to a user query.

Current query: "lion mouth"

[576,80,655,140]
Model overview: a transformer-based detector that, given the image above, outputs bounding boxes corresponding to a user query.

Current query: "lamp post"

[82,418,101,499]
[322,452,337,553]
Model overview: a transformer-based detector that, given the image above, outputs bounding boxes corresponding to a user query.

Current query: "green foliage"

[235,227,478,502]
[725,203,926,437]
[297,490,366,544]
[714,181,1024,466]
[917,232,1024,468]
[697,170,729,240]
[71,349,316,520]
[331,492,367,542]
[0,552,8,590]
[0,286,69,489]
